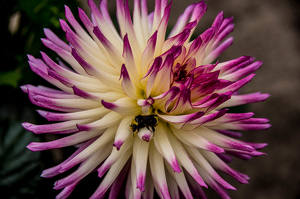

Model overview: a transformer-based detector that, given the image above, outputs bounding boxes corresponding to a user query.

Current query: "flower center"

[175,69,188,82]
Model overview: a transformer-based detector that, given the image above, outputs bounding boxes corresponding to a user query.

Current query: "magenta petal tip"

[263,123,271,129]
[58,165,68,174]
[208,143,225,153]
[41,169,55,178]
[76,124,90,131]
[101,100,117,110]
[171,159,182,173]
[22,122,33,131]
[20,85,28,93]
[40,171,47,178]
[27,142,40,152]
[37,110,47,118]
[251,151,267,156]
[113,140,124,150]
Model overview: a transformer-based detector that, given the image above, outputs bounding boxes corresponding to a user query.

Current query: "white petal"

[149,141,171,199]
[153,122,181,173]
[59,126,117,173]
[170,125,224,153]
[90,149,132,199]
[97,136,134,177]
[114,116,135,150]
[184,146,235,190]
[167,131,207,188]
[130,158,142,199]
[133,136,150,192]
[164,160,193,199]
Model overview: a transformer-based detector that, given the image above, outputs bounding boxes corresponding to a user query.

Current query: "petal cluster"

[22,0,270,198]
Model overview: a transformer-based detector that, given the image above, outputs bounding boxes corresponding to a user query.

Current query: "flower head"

[22,0,270,198]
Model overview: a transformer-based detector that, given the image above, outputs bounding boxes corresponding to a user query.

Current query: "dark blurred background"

[0,0,299,198]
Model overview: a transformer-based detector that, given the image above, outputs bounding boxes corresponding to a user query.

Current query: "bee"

[130,115,158,136]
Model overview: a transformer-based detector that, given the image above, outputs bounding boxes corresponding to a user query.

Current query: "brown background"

[78,0,300,198]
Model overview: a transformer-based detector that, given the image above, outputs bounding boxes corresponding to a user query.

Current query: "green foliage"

[0,70,22,88]
[0,120,42,198]
[0,0,79,89]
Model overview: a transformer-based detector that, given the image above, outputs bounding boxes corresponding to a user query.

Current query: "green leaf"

[0,70,22,88]
[0,120,42,198]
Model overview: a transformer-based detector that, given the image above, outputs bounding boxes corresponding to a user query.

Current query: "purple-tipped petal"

[22,1,270,199]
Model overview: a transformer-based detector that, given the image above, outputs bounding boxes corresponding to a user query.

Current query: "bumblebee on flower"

[22,0,270,198]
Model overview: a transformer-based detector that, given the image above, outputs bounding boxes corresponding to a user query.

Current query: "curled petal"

[101,97,141,116]
[137,128,154,142]
[169,89,192,114]
[153,86,180,112]
[113,116,134,150]
[120,64,143,100]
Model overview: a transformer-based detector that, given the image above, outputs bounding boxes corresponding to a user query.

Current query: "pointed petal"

[120,64,143,100]
[195,163,231,199]
[98,136,133,177]
[149,142,171,199]
[130,158,142,199]
[133,137,150,191]
[76,112,124,131]
[170,125,225,153]
[54,145,112,189]
[153,122,181,173]
[27,128,104,152]
[58,127,116,173]
[41,138,96,178]
[218,92,270,108]
[90,150,132,199]
[108,159,131,199]
[156,110,204,123]
[167,131,207,188]
[184,146,236,190]
[166,171,180,199]
[113,116,134,150]
[141,163,155,199]
[201,150,248,184]
[101,97,141,116]
[164,160,193,199]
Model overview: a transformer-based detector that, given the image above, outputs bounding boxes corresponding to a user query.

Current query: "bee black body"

[130,115,158,136]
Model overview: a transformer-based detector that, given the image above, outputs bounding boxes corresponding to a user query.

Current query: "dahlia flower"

[22,0,270,198]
